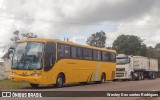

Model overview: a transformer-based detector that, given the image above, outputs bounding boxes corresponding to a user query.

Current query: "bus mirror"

[8,47,15,59]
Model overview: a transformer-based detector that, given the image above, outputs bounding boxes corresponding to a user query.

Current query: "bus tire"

[98,73,106,83]
[95,73,106,84]
[56,74,64,88]
[101,73,106,83]
[30,83,39,88]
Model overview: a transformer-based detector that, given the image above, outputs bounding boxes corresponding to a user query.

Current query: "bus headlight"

[12,72,16,76]
[31,73,41,77]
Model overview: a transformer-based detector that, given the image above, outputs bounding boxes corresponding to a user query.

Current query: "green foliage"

[0,79,29,89]
[11,30,37,42]
[7,30,38,59]
[145,44,160,70]
[154,45,160,70]
[86,31,106,48]
[146,46,155,58]
[155,43,160,50]
[112,34,147,56]
[112,34,160,70]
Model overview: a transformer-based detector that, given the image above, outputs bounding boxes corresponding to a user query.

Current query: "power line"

[0,15,98,25]
[0,15,160,27]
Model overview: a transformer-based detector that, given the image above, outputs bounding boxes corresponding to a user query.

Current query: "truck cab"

[116,54,133,80]
[116,54,158,81]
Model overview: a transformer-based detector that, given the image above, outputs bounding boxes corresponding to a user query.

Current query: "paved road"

[1,78,160,100]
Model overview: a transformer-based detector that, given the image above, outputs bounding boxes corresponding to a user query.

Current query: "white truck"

[116,54,158,80]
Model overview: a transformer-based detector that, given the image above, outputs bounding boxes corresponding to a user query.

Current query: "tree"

[146,46,155,58]
[140,44,147,56]
[155,43,160,50]
[154,44,160,70]
[5,30,37,59]
[86,31,106,48]
[112,34,147,56]
[11,30,37,42]
[11,30,20,42]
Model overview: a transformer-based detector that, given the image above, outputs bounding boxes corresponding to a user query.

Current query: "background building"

[0,53,11,80]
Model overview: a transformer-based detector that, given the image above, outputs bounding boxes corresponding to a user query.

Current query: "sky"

[0,0,160,57]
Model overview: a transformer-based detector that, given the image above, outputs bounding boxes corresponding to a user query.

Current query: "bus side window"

[102,52,110,62]
[88,49,92,60]
[76,47,82,59]
[58,44,71,58]
[64,45,70,58]
[110,53,116,62]
[93,50,101,61]
[58,44,64,58]
[97,51,101,61]
[71,47,76,58]
[83,48,93,60]
[93,50,98,60]
[83,48,88,59]
[71,46,82,59]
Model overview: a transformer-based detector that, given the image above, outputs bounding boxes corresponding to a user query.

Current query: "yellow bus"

[11,38,116,88]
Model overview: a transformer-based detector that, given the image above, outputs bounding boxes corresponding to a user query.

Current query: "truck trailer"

[116,54,158,80]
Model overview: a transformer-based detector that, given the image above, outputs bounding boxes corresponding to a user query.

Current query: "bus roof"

[17,38,116,53]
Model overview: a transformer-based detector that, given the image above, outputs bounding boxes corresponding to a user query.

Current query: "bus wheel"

[95,73,106,84]
[56,74,64,88]
[99,73,106,83]
[101,73,106,83]
[96,73,106,84]
[30,83,39,88]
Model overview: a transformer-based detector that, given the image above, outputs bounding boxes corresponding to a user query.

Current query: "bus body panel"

[11,38,116,86]
[11,59,116,85]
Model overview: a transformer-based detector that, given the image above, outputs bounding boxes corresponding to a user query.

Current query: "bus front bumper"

[11,75,42,84]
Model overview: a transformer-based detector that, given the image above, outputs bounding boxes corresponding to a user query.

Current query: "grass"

[0,79,30,89]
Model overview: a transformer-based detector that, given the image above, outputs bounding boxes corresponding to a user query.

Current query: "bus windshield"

[12,42,44,70]
[116,58,130,65]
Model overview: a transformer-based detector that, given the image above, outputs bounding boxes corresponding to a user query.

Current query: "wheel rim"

[101,75,105,83]
[102,77,105,83]
[58,78,63,86]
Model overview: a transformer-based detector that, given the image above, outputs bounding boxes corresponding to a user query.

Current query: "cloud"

[106,3,160,47]
[2,0,157,33]
[0,0,160,57]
